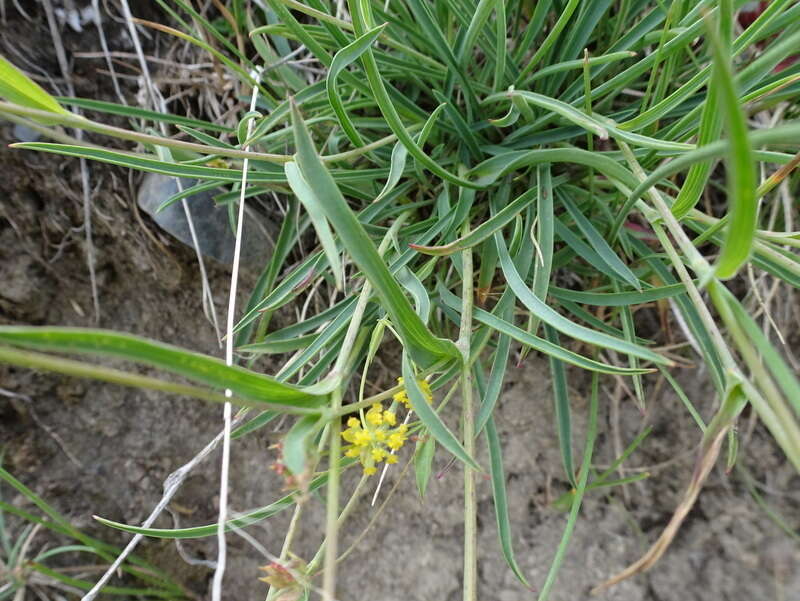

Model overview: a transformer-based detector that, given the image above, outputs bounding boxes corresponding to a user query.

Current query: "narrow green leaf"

[0,56,69,117]
[433,89,482,160]
[234,197,301,348]
[232,411,279,440]
[469,147,640,190]
[485,417,530,587]
[291,102,460,368]
[486,90,609,139]
[284,415,323,475]
[706,11,758,279]
[494,234,669,365]
[525,164,555,344]
[94,468,342,538]
[156,181,222,213]
[285,161,343,290]
[239,334,317,355]
[402,354,480,471]
[516,0,581,83]
[537,371,599,601]
[58,96,233,132]
[615,281,645,409]
[529,51,636,81]
[670,90,722,219]
[178,125,236,149]
[549,283,686,306]
[374,141,409,203]
[544,325,575,487]
[475,326,511,435]
[327,24,387,147]
[493,0,507,91]
[438,284,651,375]
[0,327,326,407]
[398,267,431,323]
[11,143,287,184]
[489,103,519,127]
[234,253,326,335]
[0,345,312,415]
[411,186,537,256]
[555,219,629,284]
[414,435,436,499]
[561,195,641,290]
[26,563,175,598]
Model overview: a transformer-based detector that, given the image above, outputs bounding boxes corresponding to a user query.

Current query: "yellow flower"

[366,403,384,426]
[340,402,409,476]
[387,431,406,451]
[353,429,372,446]
[419,379,433,400]
[392,377,433,409]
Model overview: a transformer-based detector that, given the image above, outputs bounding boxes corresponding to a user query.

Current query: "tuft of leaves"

[0,1,799,600]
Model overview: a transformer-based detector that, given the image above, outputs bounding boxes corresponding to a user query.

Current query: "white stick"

[213,69,263,601]
[81,415,245,601]
[118,0,221,340]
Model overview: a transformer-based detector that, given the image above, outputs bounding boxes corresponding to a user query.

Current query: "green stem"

[308,474,369,575]
[0,101,413,166]
[322,387,342,601]
[458,221,477,601]
[264,503,303,601]
[707,282,800,468]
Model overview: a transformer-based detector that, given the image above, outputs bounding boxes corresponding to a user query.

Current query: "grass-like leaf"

[327,24,387,147]
[0,327,326,407]
[0,55,70,118]
[291,101,460,368]
[94,468,340,538]
[495,233,669,365]
[706,9,758,279]
[402,354,480,471]
[485,417,530,587]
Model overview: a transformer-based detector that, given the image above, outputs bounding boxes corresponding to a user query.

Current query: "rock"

[136,173,271,268]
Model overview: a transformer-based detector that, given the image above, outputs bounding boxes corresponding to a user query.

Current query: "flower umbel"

[392,377,433,409]
[341,403,406,475]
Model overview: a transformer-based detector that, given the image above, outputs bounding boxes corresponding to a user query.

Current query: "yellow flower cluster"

[341,403,408,475]
[392,377,433,409]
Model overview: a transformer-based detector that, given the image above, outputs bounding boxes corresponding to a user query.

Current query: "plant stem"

[264,503,303,601]
[322,387,342,601]
[458,221,477,601]
[308,474,369,574]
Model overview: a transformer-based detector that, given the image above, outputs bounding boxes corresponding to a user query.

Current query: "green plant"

[0,465,189,599]
[1,1,799,600]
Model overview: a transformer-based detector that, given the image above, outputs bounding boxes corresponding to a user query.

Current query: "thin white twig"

[80,1,238,596]
[42,0,100,323]
[214,69,263,601]
[90,0,126,105]
[81,415,245,601]
[371,411,411,506]
[118,0,220,340]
